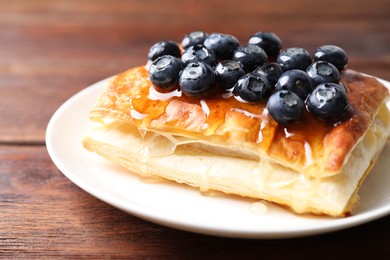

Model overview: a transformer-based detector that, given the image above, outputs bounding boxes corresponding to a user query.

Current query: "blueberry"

[233,44,268,72]
[179,62,216,97]
[267,90,304,125]
[233,73,272,103]
[306,61,340,86]
[204,33,240,60]
[248,32,282,56]
[277,47,311,71]
[148,41,181,61]
[275,69,313,101]
[181,31,209,49]
[215,60,245,90]
[306,83,349,120]
[181,44,217,66]
[313,45,348,71]
[253,63,283,86]
[149,55,183,90]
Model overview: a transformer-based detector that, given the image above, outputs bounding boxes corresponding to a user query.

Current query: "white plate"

[46,76,390,239]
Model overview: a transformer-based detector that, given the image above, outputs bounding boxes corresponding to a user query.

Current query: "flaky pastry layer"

[83,101,390,216]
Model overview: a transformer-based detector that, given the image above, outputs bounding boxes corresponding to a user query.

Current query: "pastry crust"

[88,67,389,178]
[83,103,390,216]
[83,65,390,216]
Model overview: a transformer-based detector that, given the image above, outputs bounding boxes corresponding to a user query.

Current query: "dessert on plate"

[83,31,390,217]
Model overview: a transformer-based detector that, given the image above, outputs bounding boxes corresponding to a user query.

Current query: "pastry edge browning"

[320,72,390,176]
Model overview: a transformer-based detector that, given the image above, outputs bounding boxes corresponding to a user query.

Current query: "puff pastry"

[83,66,390,217]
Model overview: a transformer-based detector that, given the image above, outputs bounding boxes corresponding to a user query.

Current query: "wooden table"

[1,0,389,258]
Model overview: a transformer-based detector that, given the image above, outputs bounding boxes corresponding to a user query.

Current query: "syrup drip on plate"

[250,201,269,215]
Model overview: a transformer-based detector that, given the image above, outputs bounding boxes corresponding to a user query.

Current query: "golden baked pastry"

[83,66,390,217]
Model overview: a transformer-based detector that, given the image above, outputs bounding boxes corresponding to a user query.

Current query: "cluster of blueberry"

[148,31,350,124]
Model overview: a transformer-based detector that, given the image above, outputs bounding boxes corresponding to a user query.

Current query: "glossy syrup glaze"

[94,66,389,175]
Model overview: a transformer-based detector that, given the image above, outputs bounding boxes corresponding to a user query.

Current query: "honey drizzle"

[121,67,347,166]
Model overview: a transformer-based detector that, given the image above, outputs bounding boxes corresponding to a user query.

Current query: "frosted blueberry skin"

[179,62,216,97]
[233,44,268,72]
[149,55,183,90]
[277,47,311,71]
[248,32,282,56]
[181,31,209,49]
[267,90,305,125]
[253,63,283,86]
[313,45,348,71]
[204,33,240,60]
[148,40,181,61]
[147,32,352,126]
[306,61,340,86]
[215,60,245,90]
[275,69,314,101]
[181,44,217,66]
[306,83,350,120]
[233,73,272,103]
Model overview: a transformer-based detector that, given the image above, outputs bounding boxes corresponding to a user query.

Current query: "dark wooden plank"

[1,145,390,258]
[0,0,388,142]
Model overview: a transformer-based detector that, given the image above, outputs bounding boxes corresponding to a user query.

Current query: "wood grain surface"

[1,0,389,258]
